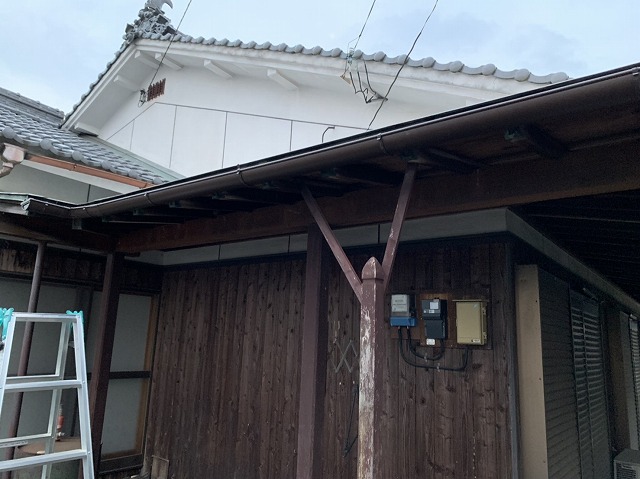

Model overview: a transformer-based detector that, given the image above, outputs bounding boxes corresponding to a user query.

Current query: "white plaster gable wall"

[96,53,539,177]
[171,107,227,176]
[129,103,176,169]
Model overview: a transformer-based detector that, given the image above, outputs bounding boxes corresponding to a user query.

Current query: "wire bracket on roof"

[341,50,386,104]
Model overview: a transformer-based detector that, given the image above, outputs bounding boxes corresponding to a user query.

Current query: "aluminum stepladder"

[0,309,94,479]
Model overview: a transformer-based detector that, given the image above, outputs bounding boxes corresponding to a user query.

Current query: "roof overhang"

[2,63,640,304]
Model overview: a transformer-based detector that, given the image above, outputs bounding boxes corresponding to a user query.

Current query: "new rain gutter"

[21,64,640,219]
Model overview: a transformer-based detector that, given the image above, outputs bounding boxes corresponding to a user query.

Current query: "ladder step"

[0,433,51,449]
[0,448,89,472]
[3,379,83,393]
[6,374,65,384]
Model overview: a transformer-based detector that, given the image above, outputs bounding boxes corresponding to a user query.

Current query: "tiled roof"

[0,87,175,185]
[66,6,569,120]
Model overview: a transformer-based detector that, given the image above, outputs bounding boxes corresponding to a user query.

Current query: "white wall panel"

[130,103,176,169]
[105,122,134,150]
[170,107,226,176]
[223,113,291,167]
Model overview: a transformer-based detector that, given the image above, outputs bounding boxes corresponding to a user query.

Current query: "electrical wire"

[140,0,194,106]
[407,328,444,361]
[343,382,359,457]
[368,0,440,129]
[398,328,470,372]
[351,0,378,54]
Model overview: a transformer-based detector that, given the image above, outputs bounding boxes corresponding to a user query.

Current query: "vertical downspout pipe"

[4,241,46,475]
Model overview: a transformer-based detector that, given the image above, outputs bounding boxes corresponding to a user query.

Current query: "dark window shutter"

[629,319,640,445]
[571,291,611,479]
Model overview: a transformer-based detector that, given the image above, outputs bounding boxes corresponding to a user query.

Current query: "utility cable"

[407,327,444,361]
[350,0,378,54]
[140,0,194,106]
[368,0,440,129]
[343,382,359,457]
[398,328,469,372]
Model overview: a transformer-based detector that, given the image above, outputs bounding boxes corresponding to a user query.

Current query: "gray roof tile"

[0,88,177,185]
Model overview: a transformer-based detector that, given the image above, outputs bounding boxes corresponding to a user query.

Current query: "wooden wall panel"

[0,240,162,292]
[144,242,515,478]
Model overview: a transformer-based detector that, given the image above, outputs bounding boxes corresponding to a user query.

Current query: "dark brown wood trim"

[116,141,640,253]
[28,155,154,189]
[381,162,416,292]
[295,224,330,479]
[302,186,363,302]
[4,241,46,475]
[89,252,124,474]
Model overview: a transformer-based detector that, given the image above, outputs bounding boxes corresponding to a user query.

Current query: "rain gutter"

[20,64,640,220]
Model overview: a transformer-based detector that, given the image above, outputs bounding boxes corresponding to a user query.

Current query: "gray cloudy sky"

[2,0,638,112]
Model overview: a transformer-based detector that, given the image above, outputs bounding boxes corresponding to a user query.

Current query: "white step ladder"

[0,309,94,478]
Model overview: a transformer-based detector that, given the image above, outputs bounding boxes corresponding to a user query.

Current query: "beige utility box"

[455,300,487,345]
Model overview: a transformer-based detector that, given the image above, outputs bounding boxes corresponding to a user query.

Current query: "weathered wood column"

[301,162,417,479]
[89,252,124,474]
[295,224,330,479]
[357,257,387,478]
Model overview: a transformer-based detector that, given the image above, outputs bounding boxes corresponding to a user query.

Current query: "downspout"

[0,144,26,178]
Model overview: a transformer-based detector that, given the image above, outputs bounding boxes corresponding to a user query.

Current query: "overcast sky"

[2,0,638,113]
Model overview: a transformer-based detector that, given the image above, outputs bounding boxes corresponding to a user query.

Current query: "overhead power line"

[351,0,378,53]
[140,0,195,106]
[368,0,440,129]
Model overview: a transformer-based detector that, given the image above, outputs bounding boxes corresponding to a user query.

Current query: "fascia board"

[63,47,138,131]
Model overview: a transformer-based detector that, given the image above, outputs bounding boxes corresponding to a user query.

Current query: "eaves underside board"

[105,140,639,253]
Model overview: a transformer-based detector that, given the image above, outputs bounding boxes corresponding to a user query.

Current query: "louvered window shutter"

[571,291,611,479]
[629,319,640,445]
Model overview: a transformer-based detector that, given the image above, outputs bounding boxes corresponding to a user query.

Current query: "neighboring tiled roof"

[66,6,569,121]
[0,88,175,185]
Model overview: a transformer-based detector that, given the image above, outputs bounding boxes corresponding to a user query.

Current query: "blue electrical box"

[390,294,416,327]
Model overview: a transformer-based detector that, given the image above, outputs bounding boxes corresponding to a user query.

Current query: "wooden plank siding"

[0,239,162,293]
[143,242,515,478]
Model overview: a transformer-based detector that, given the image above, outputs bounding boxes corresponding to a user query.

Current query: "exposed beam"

[323,166,403,186]
[220,188,301,205]
[71,122,100,136]
[113,75,139,92]
[506,124,567,160]
[116,141,640,253]
[301,186,363,302]
[155,53,183,71]
[267,68,297,91]
[134,51,160,69]
[0,217,115,251]
[381,162,417,291]
[203,59,233,79]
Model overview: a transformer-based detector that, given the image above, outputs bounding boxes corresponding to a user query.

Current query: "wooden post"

[295,224,330,479]
[357,258,386,479]
[89,252,124,474]
[300,163,416,479]
[4,241,46,476]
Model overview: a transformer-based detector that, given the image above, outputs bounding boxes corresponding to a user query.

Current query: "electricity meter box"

[389,294,416,327]
[421,298,447,340]
[455,300,487,345]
